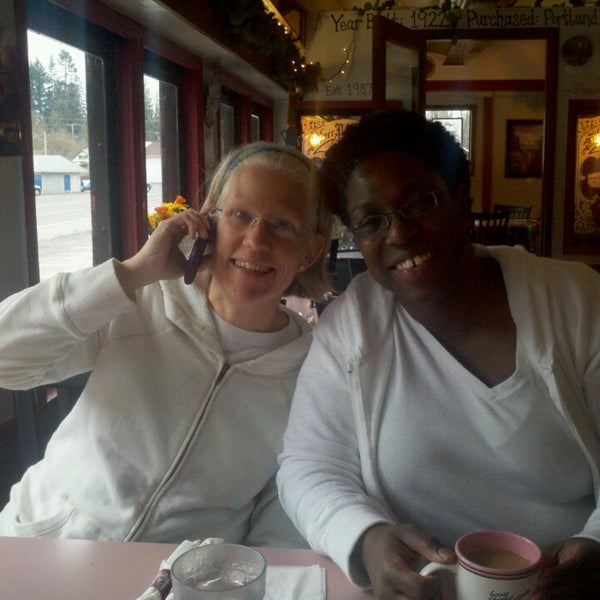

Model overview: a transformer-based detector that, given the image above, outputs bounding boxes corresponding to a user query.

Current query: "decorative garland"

[353,1,396,16]
[211,0,322,97]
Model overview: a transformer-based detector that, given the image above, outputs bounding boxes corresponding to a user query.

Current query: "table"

[0,536,373,599]
[508,218,541,254]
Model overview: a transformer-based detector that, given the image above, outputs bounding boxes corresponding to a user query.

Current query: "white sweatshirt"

[0,260,310,547]
[278,245,600,585]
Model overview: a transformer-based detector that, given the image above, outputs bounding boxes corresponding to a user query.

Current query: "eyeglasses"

[210,208,311,241]
[349,191,440,239]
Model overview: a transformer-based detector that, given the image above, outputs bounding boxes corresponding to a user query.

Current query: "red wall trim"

[114,36,147,259]
[481,97,494,212]
[426,80,545,92]
[182,69,204,207]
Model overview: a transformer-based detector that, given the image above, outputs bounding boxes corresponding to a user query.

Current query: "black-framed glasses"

[210,208,311,240]
[349,191,440,239]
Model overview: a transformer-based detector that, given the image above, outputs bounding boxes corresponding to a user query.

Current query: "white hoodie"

[0,259,310,546]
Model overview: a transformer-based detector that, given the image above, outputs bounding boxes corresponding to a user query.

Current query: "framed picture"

[504,120,543,178]
[563,100,600,254]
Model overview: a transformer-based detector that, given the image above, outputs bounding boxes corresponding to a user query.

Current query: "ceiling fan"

[427,39,480,65]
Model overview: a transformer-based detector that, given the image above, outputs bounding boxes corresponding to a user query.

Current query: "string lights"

[262,0,299,46]
[326,37,356,83]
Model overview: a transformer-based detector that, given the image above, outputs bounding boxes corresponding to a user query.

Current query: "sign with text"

[304,8,600,102]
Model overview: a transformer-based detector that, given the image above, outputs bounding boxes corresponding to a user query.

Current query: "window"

[250,113,261,142]
[143,47,203,210]
[215,85,273,162]
[26,0,206,272]
[27,0,134,276]
[220,100,236,158]
[27,31,94,279]
[426,107,474,165]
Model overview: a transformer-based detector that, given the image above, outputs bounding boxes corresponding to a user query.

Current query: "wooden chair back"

[493,203,532,220]
[470,211,510,245]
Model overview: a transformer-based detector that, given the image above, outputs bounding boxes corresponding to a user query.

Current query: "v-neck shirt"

[377,304,595,549]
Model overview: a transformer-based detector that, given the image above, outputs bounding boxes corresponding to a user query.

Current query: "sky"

[27,31,87,80]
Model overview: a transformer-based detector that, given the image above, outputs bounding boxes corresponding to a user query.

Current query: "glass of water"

[171,544,266,599]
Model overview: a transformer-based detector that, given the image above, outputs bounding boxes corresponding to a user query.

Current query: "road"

[36,191,92,239]
[35,191,92,280]
[35,187,163,280]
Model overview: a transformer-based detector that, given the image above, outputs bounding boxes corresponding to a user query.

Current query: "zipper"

[124,363,230,541]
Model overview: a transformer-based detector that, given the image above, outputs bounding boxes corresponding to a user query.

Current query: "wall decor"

[563,100,600,254]
[561,35,593,67]
[504,120,543,179]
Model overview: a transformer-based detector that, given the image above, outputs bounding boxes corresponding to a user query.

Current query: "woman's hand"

[116,209,212,297]
[530,537,600,599]
[361,523,455,599]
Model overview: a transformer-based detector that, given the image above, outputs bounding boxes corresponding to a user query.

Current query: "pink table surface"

[0,536,373,599]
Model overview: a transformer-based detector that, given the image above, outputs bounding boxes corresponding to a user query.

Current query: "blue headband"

[225,143,313,173]
[211,143,314,204]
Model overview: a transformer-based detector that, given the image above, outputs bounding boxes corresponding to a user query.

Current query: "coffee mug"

[171,543,266,599]
[420,530,542,600]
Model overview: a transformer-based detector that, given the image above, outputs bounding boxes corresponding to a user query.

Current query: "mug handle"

[419,562,457,600]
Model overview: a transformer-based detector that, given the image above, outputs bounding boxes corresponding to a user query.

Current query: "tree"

[144,83,160,141]
[29,58,52,118]
[29,48,88,157]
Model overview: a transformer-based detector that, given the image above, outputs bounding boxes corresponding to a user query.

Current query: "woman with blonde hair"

[0,141,331,546]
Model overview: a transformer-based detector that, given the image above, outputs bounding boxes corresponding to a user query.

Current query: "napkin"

[136,538,326,600]
[265,565,326,600]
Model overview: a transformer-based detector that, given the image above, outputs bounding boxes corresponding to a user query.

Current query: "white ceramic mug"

[420,530,542,600]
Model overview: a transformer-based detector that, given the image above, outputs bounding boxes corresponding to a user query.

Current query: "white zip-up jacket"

[278,245,600,584]
[0,259,310,546]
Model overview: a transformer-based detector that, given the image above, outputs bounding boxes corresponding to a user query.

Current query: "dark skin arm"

[360,523,455,600]
[362,527,600,599]
[530,537,600,600]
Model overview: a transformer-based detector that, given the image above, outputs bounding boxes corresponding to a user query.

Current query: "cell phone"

[184,220,214,285]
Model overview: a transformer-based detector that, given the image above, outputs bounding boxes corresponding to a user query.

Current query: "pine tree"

[29,48,88,158]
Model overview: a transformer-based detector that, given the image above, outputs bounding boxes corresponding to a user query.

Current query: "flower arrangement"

[148,195,189,231]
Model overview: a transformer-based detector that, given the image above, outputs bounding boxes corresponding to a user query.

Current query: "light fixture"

[307,132,325,148]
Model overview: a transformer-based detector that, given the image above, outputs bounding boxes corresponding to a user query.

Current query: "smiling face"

[347,151,473,310]
[207,163,323,330]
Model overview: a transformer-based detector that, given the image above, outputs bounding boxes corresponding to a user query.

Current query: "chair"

[12,372,89,470]
[493,204,534,246]
[470,211,510,245]
[493,203,532,220]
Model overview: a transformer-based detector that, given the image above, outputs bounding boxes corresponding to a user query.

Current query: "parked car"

[81,179,91,191]
[34,184,41,196]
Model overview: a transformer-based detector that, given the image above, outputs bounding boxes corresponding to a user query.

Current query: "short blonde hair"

[201,142,333,299]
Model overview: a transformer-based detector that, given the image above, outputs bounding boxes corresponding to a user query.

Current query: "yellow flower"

[148,195,189,231]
